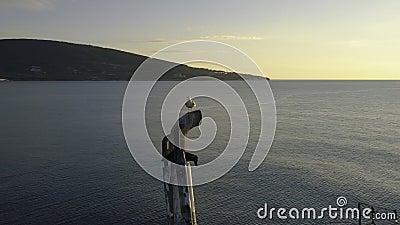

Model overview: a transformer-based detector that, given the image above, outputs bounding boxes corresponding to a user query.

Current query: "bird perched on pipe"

[185,97,196,110]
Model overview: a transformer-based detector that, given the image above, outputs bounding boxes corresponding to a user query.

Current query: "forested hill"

[0,39,269,81]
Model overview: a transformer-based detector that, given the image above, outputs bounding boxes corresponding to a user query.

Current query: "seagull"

[185,96,196,110]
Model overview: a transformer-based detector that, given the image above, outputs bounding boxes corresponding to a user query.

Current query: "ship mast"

[162,110,201,225]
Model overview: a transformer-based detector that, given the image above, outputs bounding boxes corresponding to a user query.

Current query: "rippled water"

[0,81,399,224]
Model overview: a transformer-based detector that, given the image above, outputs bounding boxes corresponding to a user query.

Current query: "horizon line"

[2,38,399,81]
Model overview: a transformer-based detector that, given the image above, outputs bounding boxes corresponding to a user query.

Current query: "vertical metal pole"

[186,162,197,225]
[163,111,201,225]
[371,207,376,225]
[181,119,197,225]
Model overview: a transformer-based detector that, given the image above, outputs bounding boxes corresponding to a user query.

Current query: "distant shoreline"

[0,39,269,81]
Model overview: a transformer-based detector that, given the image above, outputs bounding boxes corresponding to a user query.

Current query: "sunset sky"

[1,0,399,80]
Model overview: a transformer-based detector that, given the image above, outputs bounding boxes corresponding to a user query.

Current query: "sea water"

[0,81,399,224]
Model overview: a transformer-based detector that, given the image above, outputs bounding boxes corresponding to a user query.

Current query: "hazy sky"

[1,0,399,79]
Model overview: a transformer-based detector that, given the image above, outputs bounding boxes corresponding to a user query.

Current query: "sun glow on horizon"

[1,0,399,80]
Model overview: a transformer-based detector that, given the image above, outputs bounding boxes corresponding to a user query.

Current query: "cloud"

[128,38,179,44]
[185,26,193,32]
[142,39,171,43]
[0,0,57,11]
[128,35,264,44]
[330,39,400,48]
[200,35,264,41]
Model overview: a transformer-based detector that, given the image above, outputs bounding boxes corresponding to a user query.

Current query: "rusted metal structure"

[162,110,202,225]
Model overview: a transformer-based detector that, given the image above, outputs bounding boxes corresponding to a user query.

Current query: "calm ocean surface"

[0,81,399,224]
